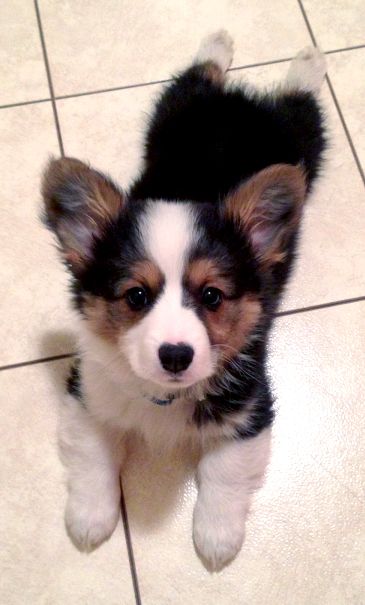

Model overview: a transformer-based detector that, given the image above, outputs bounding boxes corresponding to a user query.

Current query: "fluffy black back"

[130,64,326,434]
[131,64,326,203]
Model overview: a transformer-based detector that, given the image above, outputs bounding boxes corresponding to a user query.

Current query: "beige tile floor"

[1,1,364,603]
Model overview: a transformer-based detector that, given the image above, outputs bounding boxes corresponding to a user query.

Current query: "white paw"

[65,494,120,552]
[193,502,246,571]
[196,29,234,72]
[286,46,327,93]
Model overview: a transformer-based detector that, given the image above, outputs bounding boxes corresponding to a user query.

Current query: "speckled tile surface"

[1,2,364,603]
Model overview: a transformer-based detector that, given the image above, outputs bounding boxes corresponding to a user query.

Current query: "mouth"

[145,372,196,404]
[144,368,209,406]
[158,366,189,384]
[166,374,184,383]
[154,365,211,390]
[162,371,198,389]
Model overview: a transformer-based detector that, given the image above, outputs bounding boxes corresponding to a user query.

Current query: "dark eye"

[201,287,223,310]
[126,287,149,311]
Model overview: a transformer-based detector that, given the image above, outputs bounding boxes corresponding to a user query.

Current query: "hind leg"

[285,46,327,94]
[195,30,234,83]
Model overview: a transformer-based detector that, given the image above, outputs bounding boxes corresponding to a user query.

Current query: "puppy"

[42,31,326,570]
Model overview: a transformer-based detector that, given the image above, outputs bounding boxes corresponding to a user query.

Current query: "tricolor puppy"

[42,31,326,570]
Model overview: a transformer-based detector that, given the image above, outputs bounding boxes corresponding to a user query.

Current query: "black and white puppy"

[42,31,326,570]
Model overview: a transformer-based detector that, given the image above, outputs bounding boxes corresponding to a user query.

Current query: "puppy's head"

[43,158,305,391]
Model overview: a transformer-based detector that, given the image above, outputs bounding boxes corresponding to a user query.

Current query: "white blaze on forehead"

[122,201,214,385]
[142,201,195,281]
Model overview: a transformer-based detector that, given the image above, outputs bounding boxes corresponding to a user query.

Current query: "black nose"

[158,343,194,374]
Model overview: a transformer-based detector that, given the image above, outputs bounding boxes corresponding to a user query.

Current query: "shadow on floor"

[122,435,199,531]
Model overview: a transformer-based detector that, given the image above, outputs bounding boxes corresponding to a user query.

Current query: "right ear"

[223,164,306,268]
[42,157,125,275]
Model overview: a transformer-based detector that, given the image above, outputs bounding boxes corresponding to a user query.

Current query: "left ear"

[42,157,125,275]
[224,164,306,268]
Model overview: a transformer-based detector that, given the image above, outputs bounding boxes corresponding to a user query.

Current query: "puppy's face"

[43,158,305,390]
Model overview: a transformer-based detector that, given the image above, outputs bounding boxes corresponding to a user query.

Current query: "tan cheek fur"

[83,259,164,342]
[83,296,139,343]
[186,258,262,362]
[203,294,262,361]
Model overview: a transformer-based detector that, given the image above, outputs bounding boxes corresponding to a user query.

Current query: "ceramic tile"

[2,2,365,604]
[39,0,310,96]
[0,0,49,106]
[58,60,365,312]
[302,0,365,50]
[122,302,365,604]
[0,360,135,604]
[56,85,154,188]
[0,103,77,366]
[270,302,365,501]
[327,49,365,173]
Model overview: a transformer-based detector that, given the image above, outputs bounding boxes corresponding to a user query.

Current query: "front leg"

[193,428,271,570]
[59,395,125,552]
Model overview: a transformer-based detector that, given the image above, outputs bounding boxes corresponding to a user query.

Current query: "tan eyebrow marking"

[83,259,164,343]
[185,258,234,295]
[204,293,262,358]
[119,259,164,296]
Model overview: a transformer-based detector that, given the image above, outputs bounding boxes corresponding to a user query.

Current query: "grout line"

[296,0,319,45]
[275,295,365,318]
[0,98,51,110]
[120,478,143,605]
[326,43,365,55]
[51,58,292,101]
[56,77,173,101]
[0,353,75,372]
[55,57,293,101]
[325,75,365,186]
[2,44,365,110]
[229,56,292,71]
[296,0,365,187]
[1,297,364,372]
[33,0,65,156]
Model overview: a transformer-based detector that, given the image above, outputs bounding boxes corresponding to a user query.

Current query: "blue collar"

[149,393,176,406]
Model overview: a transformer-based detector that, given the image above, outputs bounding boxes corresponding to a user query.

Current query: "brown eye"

[126,287,149,311]
[201,287,223,310]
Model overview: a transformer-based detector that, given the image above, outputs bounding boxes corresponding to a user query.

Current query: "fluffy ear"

[42,157,124,275]
[224,164,306,268]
